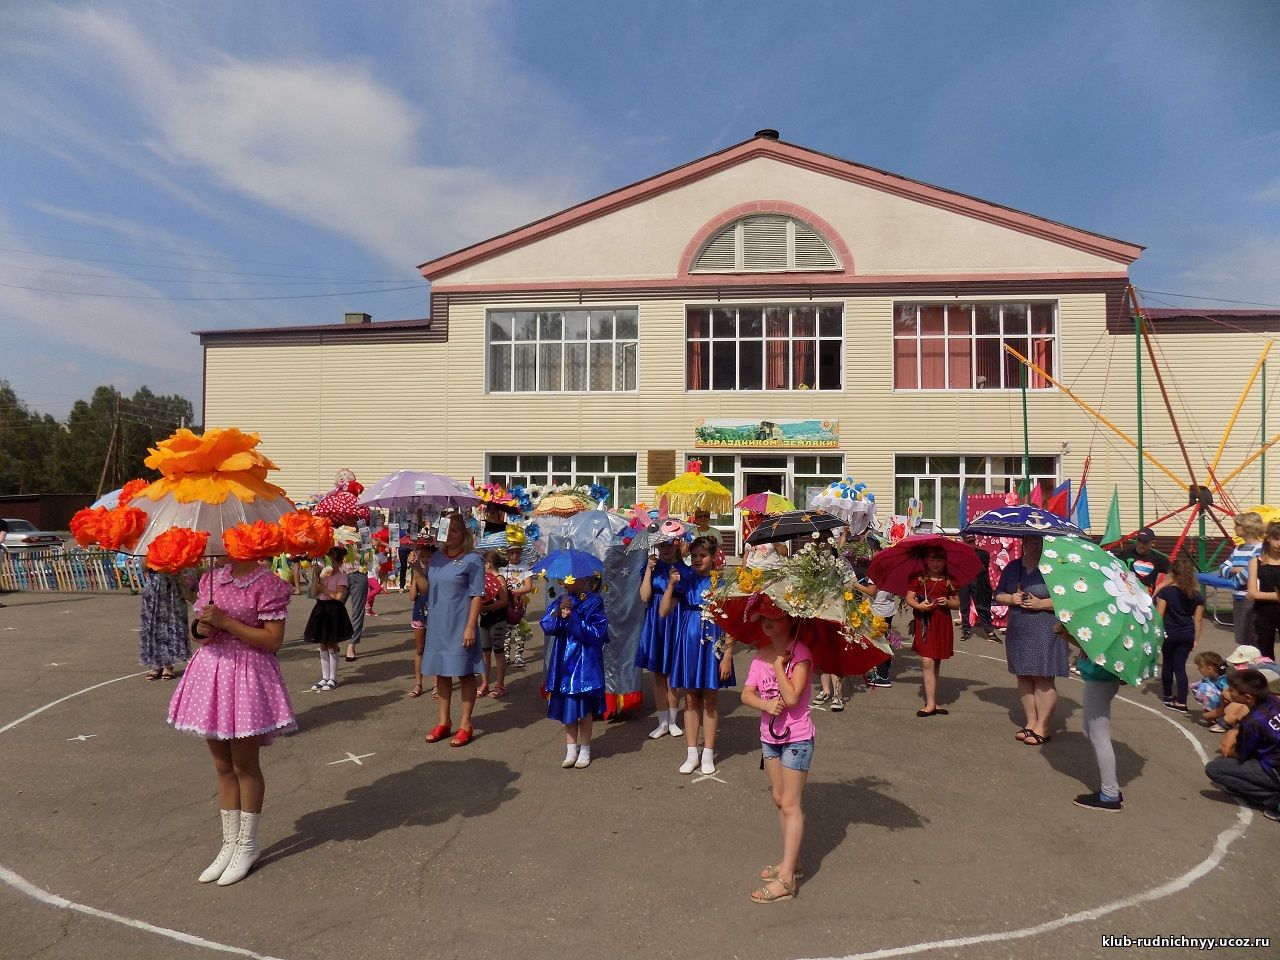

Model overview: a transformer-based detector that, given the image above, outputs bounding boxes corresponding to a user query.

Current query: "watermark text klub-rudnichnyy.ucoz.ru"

[1101,935,1270,950]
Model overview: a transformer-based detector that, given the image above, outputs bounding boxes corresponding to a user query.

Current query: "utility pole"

[96,390,121,499]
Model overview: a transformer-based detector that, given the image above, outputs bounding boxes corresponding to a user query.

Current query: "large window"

[487,308,638,393]
[686,305,843,391]
[894,454,1060,530]
[488,453,638,507]
[893,302,1056,391]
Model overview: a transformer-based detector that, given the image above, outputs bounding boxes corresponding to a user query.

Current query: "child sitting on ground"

[1203,669,1280,820]
[1193,651,1230,731]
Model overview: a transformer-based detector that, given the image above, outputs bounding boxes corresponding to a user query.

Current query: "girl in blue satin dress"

[541,575,610,769]
[636,538,684,740]
[661,536,736,776]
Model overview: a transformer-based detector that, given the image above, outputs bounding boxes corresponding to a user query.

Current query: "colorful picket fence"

[0,547,144,593]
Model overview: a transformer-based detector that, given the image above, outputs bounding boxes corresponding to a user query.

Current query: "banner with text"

[694,418,840,449]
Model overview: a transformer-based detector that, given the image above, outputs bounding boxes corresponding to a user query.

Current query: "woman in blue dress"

[636,538,684,740]
[661,536,735,776]
[541,574,609,769]
[422,514,485,748]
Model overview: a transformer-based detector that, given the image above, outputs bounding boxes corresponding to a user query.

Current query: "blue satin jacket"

[541,591,609,695]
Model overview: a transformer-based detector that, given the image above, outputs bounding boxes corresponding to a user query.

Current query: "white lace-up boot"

[198,809,240,883]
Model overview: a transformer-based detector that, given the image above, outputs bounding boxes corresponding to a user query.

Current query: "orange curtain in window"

[687,340,704,390]
[766,338,788,389]
[793,339,814,389]
[1030,338,1052,388]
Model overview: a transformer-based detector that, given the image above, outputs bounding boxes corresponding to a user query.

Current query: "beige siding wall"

[207,297,1273,537]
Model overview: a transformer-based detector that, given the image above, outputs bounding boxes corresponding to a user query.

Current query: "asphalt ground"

[1,588,1277,960]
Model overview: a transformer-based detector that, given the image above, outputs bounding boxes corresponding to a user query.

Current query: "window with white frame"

[681,453,845,529]
[487,453,638,507]
[685,305,843,391]
[690,215,841,272]
[894,454,1060,530]
[487,308,638,393]
[892,302,1057,390]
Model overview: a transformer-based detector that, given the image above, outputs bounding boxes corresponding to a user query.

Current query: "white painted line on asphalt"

[0,671,145,735]
[803,648,1254,960]
[66,734,97,742]
[327,752,375,766]
[0,865,286,960]
[691,773,727,784]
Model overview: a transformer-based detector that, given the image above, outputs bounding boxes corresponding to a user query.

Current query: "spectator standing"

[1115,527,1171,593]
[1221,512,1264,646]
[1247,521,1280,661]
[1154,555,1205,714]
[958,533,999,642]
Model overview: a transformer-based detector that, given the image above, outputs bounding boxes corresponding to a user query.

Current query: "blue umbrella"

[530,549,604,582]
[960,504,1083,538]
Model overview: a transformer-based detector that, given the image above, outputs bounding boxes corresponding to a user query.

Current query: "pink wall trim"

[432,270,1128,295]
[676,201,855,277]
[419,137,1144,281]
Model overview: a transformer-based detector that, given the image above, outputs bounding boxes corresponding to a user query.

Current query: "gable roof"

[418,133,1144,281]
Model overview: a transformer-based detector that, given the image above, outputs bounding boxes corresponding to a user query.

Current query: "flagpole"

[1263,360,1268,503]
[1135,297,1145,527]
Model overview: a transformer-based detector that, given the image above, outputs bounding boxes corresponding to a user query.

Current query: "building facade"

[200,133,1275,542]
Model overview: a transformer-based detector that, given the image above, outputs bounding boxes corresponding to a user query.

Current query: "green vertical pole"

[1198,507,1207,571]
[1136,312,1145,526]
[1021,361,1030,501]
[1263,360,1268,504]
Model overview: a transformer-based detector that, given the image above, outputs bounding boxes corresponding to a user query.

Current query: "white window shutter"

[793,220,840,269]
[741,215,789,271]
[691,224,738,272]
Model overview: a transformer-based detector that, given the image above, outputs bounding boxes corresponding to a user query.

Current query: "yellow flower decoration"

[140,427,287,505]
[844,591,854,601]
[563,575,576,585]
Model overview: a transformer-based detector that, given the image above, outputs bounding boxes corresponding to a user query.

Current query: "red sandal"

[424,723,452,743]
[450,727,474,748]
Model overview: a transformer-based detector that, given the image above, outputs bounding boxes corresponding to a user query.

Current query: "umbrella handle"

[768,714,791,741]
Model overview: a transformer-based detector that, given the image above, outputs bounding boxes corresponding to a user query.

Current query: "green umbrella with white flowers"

[1037,535,1164,686]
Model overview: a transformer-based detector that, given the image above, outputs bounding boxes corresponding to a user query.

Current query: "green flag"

[1101,487,1122,547]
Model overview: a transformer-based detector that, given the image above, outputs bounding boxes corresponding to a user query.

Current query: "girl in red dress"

[906,549,959,717]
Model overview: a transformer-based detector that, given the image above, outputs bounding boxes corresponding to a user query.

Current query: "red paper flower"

[117,478,151,507]
[70,506,109,547]
[279,511,334,558]
[145,528,210,573]
[95,506,149,552]
[223,520,285,561]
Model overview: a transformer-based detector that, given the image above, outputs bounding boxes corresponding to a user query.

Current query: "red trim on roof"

[677,201,855,277]
[418,135,1144,281]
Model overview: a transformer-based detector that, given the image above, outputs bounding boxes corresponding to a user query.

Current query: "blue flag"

[1072,483,1091,530]
[957,491,968,529]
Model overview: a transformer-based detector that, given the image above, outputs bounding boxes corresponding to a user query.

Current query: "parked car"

[2,519,65,551]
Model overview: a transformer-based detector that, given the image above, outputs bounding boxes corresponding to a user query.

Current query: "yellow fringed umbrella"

[655,460,731,515]
[533,491,594,517]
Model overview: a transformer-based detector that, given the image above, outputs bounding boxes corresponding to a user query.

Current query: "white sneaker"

[700,755,716,775]
[561,747,579,769]
[678,756,698,775]
[574,752,591,769]
[648,723,670,740]
[307,680,325,693]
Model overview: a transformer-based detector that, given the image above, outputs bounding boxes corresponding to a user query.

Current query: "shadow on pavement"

[972,683,1081,730]
[804,777,928,880]
[258,758,520,867]
[292,690,404,728]
[1034,729,1147,790]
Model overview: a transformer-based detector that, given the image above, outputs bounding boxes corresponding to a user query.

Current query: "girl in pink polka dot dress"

[168,559,296,886]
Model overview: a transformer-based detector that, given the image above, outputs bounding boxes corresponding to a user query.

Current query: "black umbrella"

[745,509,846,545]
[959,505,1082,539]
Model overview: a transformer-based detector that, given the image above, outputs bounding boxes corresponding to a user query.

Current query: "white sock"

[576,744,591,763]
[668,708,684,735]
[328,650,340,680]
[320,651,333,682]
[701,747,716,775]
[649,713,670,739]
[564,744,579,763]
[679,746,699,774]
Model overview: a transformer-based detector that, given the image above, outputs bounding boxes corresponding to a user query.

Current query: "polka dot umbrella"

[1036,535,1164,686]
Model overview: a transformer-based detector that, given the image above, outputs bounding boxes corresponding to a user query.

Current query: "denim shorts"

[761,738,814,772]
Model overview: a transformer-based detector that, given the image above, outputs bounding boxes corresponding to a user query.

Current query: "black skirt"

[304,599,353,644]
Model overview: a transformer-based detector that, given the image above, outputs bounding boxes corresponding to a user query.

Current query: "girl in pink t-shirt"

[741,607,813,904]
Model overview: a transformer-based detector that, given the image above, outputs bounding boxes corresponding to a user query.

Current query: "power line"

[0,280,424,302]
[0,262,420,286]
[1135,288,1280,309]
[0,246,413,282]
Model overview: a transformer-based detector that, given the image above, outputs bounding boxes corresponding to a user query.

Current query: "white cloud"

[1254,179,1280,203]
[1171,234,1280,307]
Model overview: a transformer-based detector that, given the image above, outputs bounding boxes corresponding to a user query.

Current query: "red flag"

[1028,483,1044,507]
[1045,480,1071,518]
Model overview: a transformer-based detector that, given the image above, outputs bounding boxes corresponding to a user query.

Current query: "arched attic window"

[690,214,840,273]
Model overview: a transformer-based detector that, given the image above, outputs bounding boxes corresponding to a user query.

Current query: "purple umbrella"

[357,470,480,509]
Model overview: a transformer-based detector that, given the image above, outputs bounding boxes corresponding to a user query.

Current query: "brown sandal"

[750,876,797,903]
[144,669,162,682]
[759,864,805,881]
[407,683,424,699]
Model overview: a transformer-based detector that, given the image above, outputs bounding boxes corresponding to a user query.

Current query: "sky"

[0,0,1277,421]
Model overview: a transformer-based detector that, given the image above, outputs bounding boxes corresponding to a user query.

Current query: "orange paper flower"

[223,520,286,562]
[117,478,151,507]
[145,528,210,573]
[70,506,109,547]
[95,506,149,552]
[140,427,287,506]
[279,511,334,558]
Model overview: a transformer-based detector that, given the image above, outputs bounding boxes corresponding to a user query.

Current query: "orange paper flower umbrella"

[279,510,334,558]
[146,528,211,573]
[94,506,149,552]
[70,506,109,547]
[126,427,298,557]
